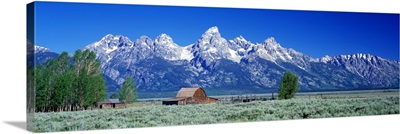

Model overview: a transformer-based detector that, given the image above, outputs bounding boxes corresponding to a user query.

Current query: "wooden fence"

[216,93,277,104]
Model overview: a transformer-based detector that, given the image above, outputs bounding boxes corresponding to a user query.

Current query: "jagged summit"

[201,26,222,39]
[100,34,126,41]
[138,35,151,39]
[347,53,377,60]
[232,35,249,44]
[155,33,173,45]
[102,34,114,39]
[264,37,281,48]
[157,33,171,39]
[264,37,276,43]
[263,37,286,50]
[320,55,332,63]
[204,26,219,34]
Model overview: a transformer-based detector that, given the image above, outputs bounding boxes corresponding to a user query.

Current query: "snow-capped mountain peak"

[100,34,114,41]
[190,26,244,66]
[155,33,174,45]
[231,35,253,49]
[235,35,247,42]
[231,35,250,45]
[32,45,59,66]
[98,34,129,43]
[204,26,219,34]
[136,35,153,44]
[255,37,288,62]
[153,33,193,61]
[320,55,332,63]
[200,26,223,41]
[34,45,51,53]
[264,37,282,49]
[86,34,132,54]
[264,37,276,43]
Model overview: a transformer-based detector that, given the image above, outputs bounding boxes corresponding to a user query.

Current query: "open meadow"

[34,91,399,132]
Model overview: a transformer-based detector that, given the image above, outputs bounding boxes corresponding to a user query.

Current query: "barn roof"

[102,99,120,104]
[176,87,206,98]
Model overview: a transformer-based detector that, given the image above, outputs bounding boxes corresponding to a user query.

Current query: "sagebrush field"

[34,96,399,132]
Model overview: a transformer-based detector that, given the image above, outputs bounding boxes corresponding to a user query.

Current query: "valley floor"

[33,91,399,132]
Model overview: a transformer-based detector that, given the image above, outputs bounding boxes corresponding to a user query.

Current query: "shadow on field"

[4,121,26,130]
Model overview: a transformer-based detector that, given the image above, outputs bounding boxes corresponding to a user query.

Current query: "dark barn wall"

[163,101,179,105]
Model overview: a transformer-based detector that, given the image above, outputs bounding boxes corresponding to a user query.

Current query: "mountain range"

[33,26,400,95]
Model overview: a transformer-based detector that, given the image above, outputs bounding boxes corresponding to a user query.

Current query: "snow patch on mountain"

[320,55,332,63]
[34,45,52,53]
[228,48,241,63]
[181,46,194,61]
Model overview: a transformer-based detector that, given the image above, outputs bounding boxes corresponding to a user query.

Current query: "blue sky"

[35,2,399,60]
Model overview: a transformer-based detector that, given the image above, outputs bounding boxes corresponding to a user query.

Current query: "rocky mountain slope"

[35,26,399,93]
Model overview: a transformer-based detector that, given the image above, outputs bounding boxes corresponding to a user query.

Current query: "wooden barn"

[98,99,126,109]
[162,87,218,105]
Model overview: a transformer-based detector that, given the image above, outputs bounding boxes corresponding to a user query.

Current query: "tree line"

[35,50,107,112]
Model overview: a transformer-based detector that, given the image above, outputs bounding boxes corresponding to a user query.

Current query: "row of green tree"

[35,50,108,112]
[35,49,138,112]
